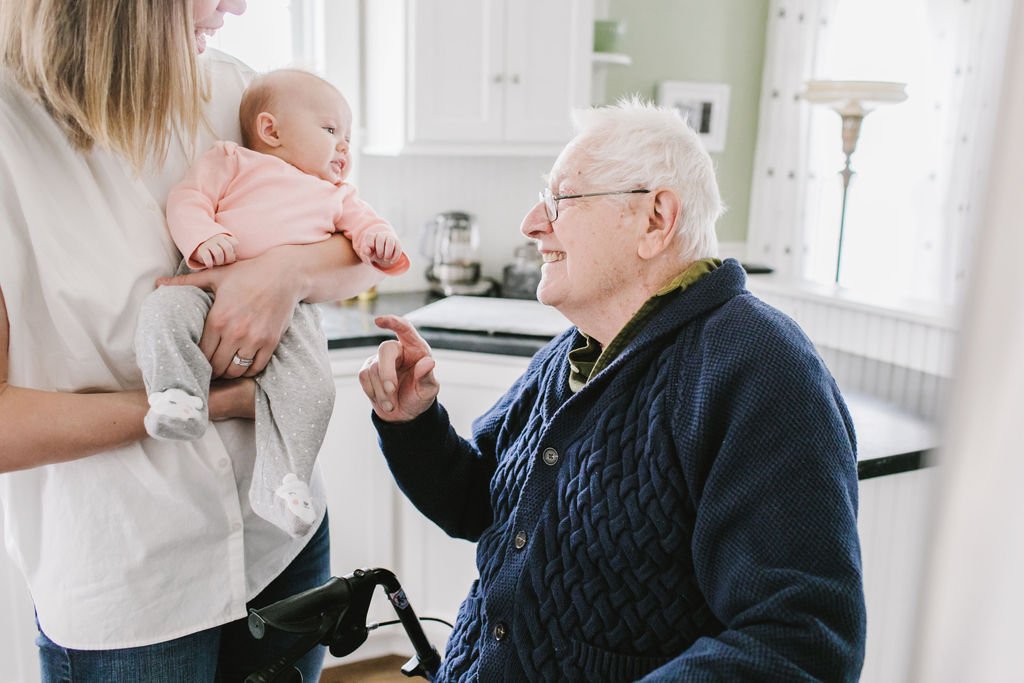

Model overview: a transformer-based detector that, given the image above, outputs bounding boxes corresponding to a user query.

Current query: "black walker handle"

[244,568,441,682]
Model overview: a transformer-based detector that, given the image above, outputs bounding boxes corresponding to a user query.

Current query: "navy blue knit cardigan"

[374,260,866,681]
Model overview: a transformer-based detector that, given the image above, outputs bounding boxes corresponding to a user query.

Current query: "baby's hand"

[364,231,403,268]
[193,233,239,269]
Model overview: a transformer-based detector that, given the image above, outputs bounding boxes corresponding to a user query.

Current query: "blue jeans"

[37,515,331,682]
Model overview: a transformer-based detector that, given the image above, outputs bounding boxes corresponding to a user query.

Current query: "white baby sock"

[144,388,208,441]
[275,474,317,525]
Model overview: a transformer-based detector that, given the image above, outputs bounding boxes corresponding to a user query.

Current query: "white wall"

[356,154,559,293]
[357,154,748,296]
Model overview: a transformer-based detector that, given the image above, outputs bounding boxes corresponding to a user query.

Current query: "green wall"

[605,0,769,244]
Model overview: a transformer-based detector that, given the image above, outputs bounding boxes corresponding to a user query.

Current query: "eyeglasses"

[539,187,651,222]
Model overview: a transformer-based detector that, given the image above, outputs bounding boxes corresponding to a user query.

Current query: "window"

[206,0,321,72]
[802,0,1012,306]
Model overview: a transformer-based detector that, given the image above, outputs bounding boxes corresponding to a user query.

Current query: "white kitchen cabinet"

[320,352,400,593]
[857,468,935,683]
[362,0,594,156]
[318,349,414,662]
[393,350,530,625]
[322,347,530,660]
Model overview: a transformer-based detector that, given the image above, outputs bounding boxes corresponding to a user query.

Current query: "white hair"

[568,95,724,261]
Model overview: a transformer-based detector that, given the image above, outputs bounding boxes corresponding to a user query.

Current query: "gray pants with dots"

[134,281,335,537]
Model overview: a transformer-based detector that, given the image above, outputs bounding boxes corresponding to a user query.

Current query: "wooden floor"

[319,655,410,683]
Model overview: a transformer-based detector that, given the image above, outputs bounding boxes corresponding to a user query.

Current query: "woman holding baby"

[0,1,377,679]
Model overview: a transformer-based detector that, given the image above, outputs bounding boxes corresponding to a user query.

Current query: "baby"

[134,69,409,537]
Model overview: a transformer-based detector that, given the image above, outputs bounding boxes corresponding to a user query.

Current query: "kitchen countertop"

[319,292,937,480]
[320,292,553,357]
[847,394,935,480]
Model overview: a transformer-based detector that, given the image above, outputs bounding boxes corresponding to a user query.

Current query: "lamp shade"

[803,80,908,116]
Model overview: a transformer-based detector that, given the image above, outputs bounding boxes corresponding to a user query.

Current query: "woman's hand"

[157,236,385,379]
[157,253,298,379]
[359,316,439,423]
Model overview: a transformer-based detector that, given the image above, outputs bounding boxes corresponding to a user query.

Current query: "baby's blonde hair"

[239,69,341,150]
[0,0,208,170]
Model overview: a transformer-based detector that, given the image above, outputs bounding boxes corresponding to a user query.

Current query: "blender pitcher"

[420,211,481,294]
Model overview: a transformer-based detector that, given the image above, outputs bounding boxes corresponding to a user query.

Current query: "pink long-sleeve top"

[166,140,410,274]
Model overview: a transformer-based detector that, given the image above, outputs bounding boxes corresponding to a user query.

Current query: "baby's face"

[270,80,353,184]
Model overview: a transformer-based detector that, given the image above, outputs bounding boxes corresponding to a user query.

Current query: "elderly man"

[359,99,865,682]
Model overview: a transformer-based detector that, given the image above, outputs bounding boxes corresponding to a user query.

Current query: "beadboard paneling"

[858,468,935,683]
[357,154,558,293]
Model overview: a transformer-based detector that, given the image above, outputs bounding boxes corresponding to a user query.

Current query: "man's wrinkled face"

[520,143,646,321]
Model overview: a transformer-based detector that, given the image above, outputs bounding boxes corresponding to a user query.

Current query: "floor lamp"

[803,80,908,284]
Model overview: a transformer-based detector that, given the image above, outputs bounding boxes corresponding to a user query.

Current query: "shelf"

[591,51,632,67]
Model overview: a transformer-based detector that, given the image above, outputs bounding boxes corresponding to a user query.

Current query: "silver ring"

[231,354,255,367]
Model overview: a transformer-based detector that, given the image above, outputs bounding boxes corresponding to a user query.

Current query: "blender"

[421,211,492,296]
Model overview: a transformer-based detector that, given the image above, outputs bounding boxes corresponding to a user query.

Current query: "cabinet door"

[321,355,405,639]
[503,0,592,143]
[321,373,398,575]
[858,468,935,682]
[397,351,530,627]
[324,348,529,655]
[407,0,505,143]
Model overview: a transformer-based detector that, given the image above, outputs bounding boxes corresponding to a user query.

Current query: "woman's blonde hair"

[0,0,208,169]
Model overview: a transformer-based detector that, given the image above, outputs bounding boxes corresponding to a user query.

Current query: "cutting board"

[404,296,573,338]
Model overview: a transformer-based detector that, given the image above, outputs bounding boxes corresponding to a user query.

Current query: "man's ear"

[255,112,281,148]
[637,188,682,260]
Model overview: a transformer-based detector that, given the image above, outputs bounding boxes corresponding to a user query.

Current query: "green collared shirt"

[567,258,721,392]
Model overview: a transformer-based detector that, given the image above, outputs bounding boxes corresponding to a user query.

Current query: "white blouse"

[0,50,326,649]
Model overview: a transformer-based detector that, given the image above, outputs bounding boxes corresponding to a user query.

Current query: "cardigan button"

[513,530,528,549]
[493,622,508,641]
[541,448,559,466]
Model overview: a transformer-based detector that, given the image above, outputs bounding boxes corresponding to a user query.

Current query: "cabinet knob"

[493,73,504,84]
[510,74,520,85]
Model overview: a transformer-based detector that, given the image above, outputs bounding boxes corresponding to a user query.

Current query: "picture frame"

[657,81,731,153]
